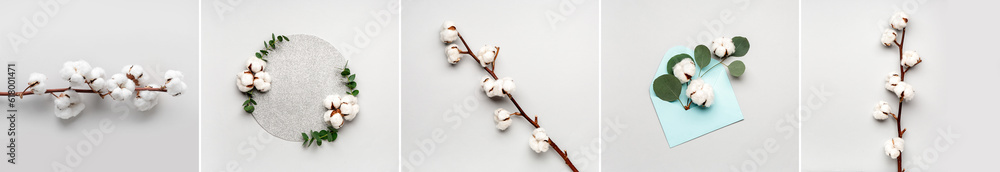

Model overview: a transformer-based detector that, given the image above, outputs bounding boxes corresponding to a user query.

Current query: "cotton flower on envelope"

[648,46,744,148]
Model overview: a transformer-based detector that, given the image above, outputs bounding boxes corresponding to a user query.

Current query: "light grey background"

[802,0,999,171]
[400,0,599,171]
[0,0,199,171]
[602,0,799,171]
[200,0,399,171]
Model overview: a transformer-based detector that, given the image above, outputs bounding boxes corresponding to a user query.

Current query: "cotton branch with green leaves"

[652,36,750,110]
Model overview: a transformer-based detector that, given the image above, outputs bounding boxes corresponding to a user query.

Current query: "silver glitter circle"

[252,34,347,141]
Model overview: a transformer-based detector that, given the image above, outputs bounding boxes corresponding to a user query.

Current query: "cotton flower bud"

[528,128,550,153]
[890,12,908,30]
[872,101,891,120]
[686,79,715,107]
[672,58,696,83]
[236,70,254,92]
[901,51,921,68]
[28,73,47,95]
[881,29,897,47]
[60,60,92,87]
[246,57,267,73]
[54,90,85,119]
[711,37,736,57]
[253,72,272,92]
[481,76,501,97]
[108,74,136,101]
[884,137,904,159]
[324,94,342,109]
[490,79,505,97]
[134,85,160,111]
[500,77,515,94]
[885,73,901,91]
[446,44,462,64]
[122,64,148,85]
[477,45,498,67]
[164,70,187,96]
[440,21,458,43]
[893,82,914,101]
[493,108,513,130]
[327,110,345,129]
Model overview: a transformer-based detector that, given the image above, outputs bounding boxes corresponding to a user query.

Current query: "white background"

[0,0,199,171]
[601,0,799,171]
[802,0,1000,171]
[200,0,399,171]
[400,0,600,171]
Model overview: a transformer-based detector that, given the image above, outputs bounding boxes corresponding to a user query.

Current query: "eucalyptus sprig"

[652,36,750,110]
[341,61,359,96]
[302,126,338,147]
[240,33,290,113]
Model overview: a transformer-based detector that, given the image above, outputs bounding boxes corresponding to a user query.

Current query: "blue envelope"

[648,46,744,148]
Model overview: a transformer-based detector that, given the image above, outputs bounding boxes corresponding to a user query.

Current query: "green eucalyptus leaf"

[278,36,284,41]
[302,133,309,141]
[330,131,338,141]
[283,36,291,41]
[249,99,257,105]
[341,68,351,76]
[272,33,276,41]
[255,53,262,58]
[694,45,711,69]
[652,74,683,102]
[244,105,254,113]
[243,99,251,106]
[728,60,746,77]
[731,36,750,57]
[665,54,692,75]
[352,90,359,96]
[348,74,356,82]
[347,82,357,89]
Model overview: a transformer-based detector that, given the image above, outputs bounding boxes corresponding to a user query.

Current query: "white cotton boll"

[500,77,516,93]
[134,86,160,111]
[477,45,497,67]
[328,112,345,129]
[54,90,85,119]
[89,67,105,80]
[440,21,459,43]
[28,73,47,95]
[494,108,512,130]
[481,76,496,97]
[236,71,254,92]
[110,88,133,101]
[54,94,71,109]
[324,95,342,109]
[686,79,715,107]
[446,44,462,64]
[901,51,921,67]
[711,37,736,57]
[881,29,897,47]
[529,128,550,153]
[246,57,267,73]
[90,78,107,94]
[890,12,908,30]
[165,80,187,96]
[490,79,505,97]
[341,95,357,104]
[884,137,905,159]
[885,73,901,91]
[872,101,891,120]
[893,82,915,101]
[344,104,359,121]
[122,65,146,84]
[323,110,333,123]
[672,58,696,83]
[165,70,184,81]
[253,72,272,92]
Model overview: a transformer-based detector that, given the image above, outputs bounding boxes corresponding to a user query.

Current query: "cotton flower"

[440,21,458,43]
[672,58,696,83]
[446,44,462,64]
[340,95,359,121]
[884,73,901,91]
[88,67,107,94]
[528,128,550,153]
[901,51,921,68]
[890,12,908,30]
[164,70,187,96]
[477,45,498,67]
[893,82,915,101]
[711,37,736,57]
[236,71,254,92]
[884,137,905,159]
[59,60,92,87]
[122,64,148,85]
[493,108,513,130]
[53,90,85,119]
[134,85,160,111]
[500,77,515,94]
[686,79,715,107]
[490,79,505,97]
[326,110,345,129]
[246,57,267,73]
[108,74,136,101]
[872,101,891,120]
[324,94,342,109]
[253,72,272,92]
[27,73,47,95]
[480,76,503,97]
[881,29,897,46]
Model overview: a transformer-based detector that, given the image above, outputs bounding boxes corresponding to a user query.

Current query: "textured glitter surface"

[252,34,347,141]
